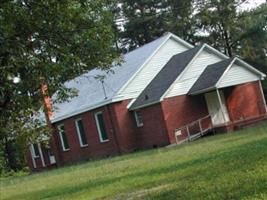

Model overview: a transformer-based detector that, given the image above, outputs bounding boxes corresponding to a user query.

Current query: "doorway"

[205,91,230,126]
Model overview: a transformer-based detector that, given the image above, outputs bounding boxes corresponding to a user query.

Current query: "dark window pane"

[62,132,69,150]
[59,125,70,150]
[77,120,88,146]
[33,144,40,157]
[96,113,108,141]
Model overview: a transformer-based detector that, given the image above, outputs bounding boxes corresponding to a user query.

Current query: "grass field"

[1,123,267,200]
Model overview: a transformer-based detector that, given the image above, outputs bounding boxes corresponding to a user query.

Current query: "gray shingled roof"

[188,58,234,95]
[129,45,203,110]
[49,34,171,122]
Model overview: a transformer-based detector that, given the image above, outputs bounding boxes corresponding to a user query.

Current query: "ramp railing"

[174,115,213,144]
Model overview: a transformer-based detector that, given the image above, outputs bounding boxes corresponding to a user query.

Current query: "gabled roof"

[129,45,202,110]
[188,58,234,95]
[51,32,192,123]
[188,57,266,95]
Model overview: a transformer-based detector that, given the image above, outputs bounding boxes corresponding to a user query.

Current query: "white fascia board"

[114,35,172,100]
[216,57,265,88]
[204,44,229,59]
[126,98,136,109]
[215,58,237,88]
[168,33,194,49]
[51,99,113,123]
[189,86,217,96]
[159,44,206,101]
[114,33,194,102]
[128,100,161,111]
[160,44,229,101]
[235,57,266,79]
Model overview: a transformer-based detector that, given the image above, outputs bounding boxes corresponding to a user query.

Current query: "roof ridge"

[123,33,170,56]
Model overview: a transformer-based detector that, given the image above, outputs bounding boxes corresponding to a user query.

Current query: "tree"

[195,1,267,93]
[237,4,267,72]
[119,0,169,51]
[0,0,119,171]
[119,0,195,51]
[194,0,245,56]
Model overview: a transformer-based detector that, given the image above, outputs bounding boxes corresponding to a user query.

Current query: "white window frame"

[75,118,88,148]
[94,112,109,143]
[57,124,70,151]
[30,144,40,158]
[134,111,144,127]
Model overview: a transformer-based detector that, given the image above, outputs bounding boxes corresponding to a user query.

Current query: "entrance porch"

[174,81,267,145]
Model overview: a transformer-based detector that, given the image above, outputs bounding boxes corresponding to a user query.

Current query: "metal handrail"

[174,115,212,144]
[175,115,211,132]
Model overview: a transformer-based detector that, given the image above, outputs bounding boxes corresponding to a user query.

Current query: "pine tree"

[119,0,195,51]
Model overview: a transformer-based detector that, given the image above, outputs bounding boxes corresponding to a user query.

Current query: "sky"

[240,0,266,11]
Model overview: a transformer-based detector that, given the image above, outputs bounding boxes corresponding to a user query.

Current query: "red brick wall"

[224,81,266,122]
[135,103,170,149]
[26,144,52,171]
[52,106,120,166]
[161,95,209,144]
[109,100,138,152]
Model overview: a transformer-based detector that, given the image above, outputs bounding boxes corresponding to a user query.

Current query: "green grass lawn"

[1,124,267,200]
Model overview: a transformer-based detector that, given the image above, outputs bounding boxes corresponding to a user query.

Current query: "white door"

[205,91,230,126]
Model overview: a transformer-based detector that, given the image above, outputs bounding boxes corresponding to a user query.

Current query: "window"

[57,124,70,151]
[134,111,144,127]
[31,144,40,158]
[94,112,109,142]
[75,119,88,147]
[48,149,56,164]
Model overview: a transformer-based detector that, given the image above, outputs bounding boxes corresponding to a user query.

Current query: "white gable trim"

[126,98,136,109]
[159,46,203,101]
[203,44,228,59]
[114,33,193,101]
[215,58,237,88]
[160,43,227,101]
[51,33,193,123]
[216,57,266,88]
[169,33,194,49]
[235,58,266,79]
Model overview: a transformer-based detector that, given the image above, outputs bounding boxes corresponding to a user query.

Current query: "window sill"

[33,156,40,159]
[100,140,109,143]
[62,149,70,152]
[80,144,89,148]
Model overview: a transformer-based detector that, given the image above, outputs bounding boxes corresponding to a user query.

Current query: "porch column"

[259,81,267,113]
[29,146,37,169]
[38,143,46,167]
[216,89,227,123]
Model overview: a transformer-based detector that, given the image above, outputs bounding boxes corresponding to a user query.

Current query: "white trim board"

[94,111,109,143]
[75,118,88,148]
[161,44,226,100]
[216,57,265,88]
[114,33,193,101]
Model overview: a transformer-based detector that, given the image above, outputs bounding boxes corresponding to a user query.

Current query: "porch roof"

[188,58,234,95]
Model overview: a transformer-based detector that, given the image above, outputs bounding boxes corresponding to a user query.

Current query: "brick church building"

[26,33,267,171]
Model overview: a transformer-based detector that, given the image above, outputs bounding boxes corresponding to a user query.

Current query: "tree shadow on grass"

[4,138,267,200]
